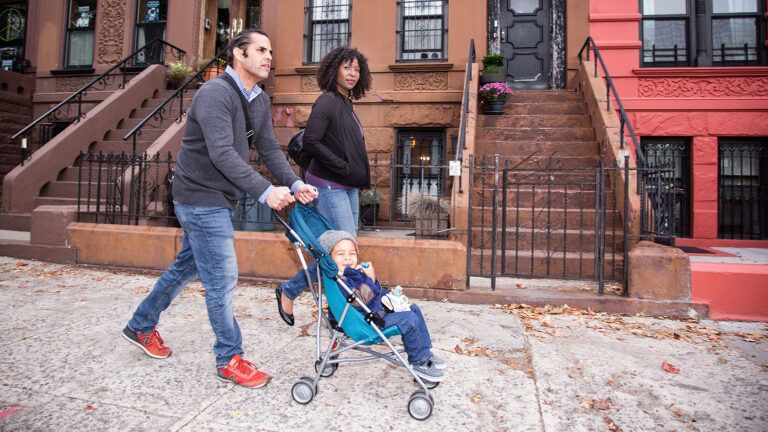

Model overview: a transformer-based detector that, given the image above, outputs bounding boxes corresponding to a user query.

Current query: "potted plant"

[479,82,515,115]
[401,192,450,238]
[166,60,193,89]
[200,57,227,81]
[359,188,381,227]
[480,53,505,84]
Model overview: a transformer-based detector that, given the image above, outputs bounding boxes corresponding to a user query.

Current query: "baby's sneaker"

[411,362,445,382]
[429,353,447,370]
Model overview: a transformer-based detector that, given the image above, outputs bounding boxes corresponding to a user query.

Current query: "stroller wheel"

[315,359,338,377]
[408,390,434,421]
[291,377,316,405]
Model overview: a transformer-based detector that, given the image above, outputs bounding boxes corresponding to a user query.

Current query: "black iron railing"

[454,38,475,167]
[578,37,646,170]
[12,39,185,164]
[123,48,229,155]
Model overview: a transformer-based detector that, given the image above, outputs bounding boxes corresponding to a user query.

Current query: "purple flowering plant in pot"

[479,82,515,115]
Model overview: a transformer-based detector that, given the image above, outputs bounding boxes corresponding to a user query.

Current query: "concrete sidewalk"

[0,257,766,431]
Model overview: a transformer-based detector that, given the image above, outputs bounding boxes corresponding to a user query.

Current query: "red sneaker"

[122,326,172,359]
[217,354,270,388]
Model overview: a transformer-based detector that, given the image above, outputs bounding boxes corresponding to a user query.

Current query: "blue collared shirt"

[224,65,262,102]
[224,66,305,202]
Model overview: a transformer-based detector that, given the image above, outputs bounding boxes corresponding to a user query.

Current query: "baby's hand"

[356,262,376,282]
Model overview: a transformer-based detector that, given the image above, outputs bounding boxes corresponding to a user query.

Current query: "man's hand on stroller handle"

[294,184,319,204]
[265,186,295,210]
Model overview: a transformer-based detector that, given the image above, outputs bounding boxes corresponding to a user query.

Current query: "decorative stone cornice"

[96,0,126,65]
[295,66,319,75]
[394,72,448,91]
[638,77,768,97]
[633,67,768,78]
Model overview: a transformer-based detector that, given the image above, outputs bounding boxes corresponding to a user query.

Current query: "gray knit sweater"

[172,78,299,209]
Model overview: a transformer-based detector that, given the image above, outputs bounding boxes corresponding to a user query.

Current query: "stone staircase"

[470,90,624,281]
[25,89,193,211]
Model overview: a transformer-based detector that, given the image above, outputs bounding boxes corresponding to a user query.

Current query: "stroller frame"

[274,205,437,420]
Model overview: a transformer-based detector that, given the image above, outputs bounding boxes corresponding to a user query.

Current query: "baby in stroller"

[317,230,447,382]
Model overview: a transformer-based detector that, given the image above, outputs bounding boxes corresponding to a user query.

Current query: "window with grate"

[397,0,447,61]
[133,0,167,65]
[718,138,768,239]
[640,0,766,67]
[394,130,446,220]
[641,137,692,237]
[304,0,351,64]
[65,0,97,68]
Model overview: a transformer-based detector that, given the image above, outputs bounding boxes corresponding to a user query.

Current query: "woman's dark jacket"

[303,91,370,188]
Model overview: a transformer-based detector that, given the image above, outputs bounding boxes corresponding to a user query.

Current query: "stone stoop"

[471,90,622,280]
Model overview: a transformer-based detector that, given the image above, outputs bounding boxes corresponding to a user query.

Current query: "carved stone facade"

[393,72,448,91]
[300,75,320,92]
[638,77,768,98]
[55,77,92,92]
[96,0,127,65]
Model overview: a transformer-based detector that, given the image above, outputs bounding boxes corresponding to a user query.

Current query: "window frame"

[640,137,692,238]
[717,137,768,240]
[396,0,448,62]
[303,0,352,65]
[393,129,447,221]
[63,0,97,69]
[639,0,767,67]
[133,0,168,66]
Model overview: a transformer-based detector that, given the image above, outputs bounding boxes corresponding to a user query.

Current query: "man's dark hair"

[315,47,372,100]
[225,29,270,65]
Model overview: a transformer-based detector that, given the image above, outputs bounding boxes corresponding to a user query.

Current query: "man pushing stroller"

[317,230,447,382]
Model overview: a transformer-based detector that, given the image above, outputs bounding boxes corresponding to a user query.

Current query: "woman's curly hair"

[315,47,372,100]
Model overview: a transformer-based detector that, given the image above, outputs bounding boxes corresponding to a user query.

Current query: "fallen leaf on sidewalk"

[662,361,680,374]
[298,323,311,337]
[580,399,594,409]
[470,393,483,404]
[595,399,613,410]
[85,404,95,411]
[454,345,464,354]
[670,406,684,418]
[515,283,526,289]
[604,417,622,431]
[461,337,477,345]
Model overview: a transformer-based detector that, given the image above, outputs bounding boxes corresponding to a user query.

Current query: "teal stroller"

[274,204,438,420]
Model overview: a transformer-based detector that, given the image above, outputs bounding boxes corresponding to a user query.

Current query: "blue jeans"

[281,185,359,300]
[383,304,433,365]
[128,203,243,367]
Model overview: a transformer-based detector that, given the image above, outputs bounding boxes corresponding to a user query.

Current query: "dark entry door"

[500,0,550,89]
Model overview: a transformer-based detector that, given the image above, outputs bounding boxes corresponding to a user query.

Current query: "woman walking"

[275,47,373,326]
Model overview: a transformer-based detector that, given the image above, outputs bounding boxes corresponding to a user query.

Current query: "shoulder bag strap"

[218,73,255,148]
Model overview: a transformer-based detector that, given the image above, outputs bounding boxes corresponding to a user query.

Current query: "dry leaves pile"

[494,303,768,346]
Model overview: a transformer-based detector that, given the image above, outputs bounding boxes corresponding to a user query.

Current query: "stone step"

[470,206,623,230]
[470,187,613,208]
[477,127,595,142]
[469,248,624,280]
[504,103,586,115]
[104,128,165,141]
[470,227,624,254]
[507,90,584,103]
[480,114,591,129]
[141,97,195,109]
[86,140,154,154]
[474,140,600,156]
[116,116,177,130]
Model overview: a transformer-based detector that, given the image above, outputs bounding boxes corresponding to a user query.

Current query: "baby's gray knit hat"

[318,230,356,253]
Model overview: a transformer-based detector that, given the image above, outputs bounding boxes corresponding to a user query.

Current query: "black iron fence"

[75,151,455,237]
[466,153,679,294]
